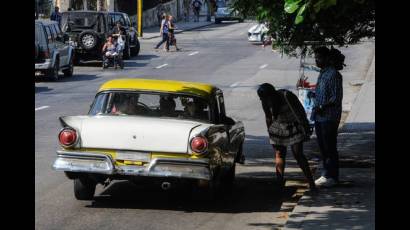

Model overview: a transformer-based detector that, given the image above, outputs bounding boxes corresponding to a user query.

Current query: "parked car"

[53,79,246,200]
[60,10,140,64]
[35,20,75,80]
[248,23,269,43]
[215,6,244,24]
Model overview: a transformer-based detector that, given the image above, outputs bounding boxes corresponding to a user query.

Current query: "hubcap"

[82,34,95,48]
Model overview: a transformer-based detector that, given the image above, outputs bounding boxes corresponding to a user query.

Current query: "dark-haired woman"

[257,83,316,191]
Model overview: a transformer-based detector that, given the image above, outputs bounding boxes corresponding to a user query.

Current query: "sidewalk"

[283,51,375,229]
[140,16,214,40]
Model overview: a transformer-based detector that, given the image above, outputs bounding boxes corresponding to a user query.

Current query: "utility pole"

[137,0,143,37]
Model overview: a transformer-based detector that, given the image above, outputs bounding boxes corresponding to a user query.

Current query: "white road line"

[188,51,199,56]
[230,82,240,88]
[35,106,49,111]
[259,64,268,69]
[155,64,168,69]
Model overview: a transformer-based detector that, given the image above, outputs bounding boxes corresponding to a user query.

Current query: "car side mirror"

[224,116,235,126]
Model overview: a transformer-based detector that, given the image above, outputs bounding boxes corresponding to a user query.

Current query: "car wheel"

[47,58,59,81]
[79,31,98,51]
[74,177,96,200]
[63,57,74,77]
[131,39,140,57]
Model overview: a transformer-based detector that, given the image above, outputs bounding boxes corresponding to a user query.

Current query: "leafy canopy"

[233,0,375,56]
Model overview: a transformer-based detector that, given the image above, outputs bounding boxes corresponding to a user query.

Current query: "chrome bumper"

[35,59,52,70]
[52,150,211,180]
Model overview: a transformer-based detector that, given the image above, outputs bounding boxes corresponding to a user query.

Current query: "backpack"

[162,20,169,33]
[329,47,346,70]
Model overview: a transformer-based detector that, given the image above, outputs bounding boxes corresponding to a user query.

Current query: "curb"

[141,22,214,40]
[282,194,314,230]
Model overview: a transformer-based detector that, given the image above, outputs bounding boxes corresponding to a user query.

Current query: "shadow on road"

[58,74,100,83]
[86,175,300,213]
[35,86,53,93]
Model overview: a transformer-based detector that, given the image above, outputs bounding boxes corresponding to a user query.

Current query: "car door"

[52,24,69,67]
[216,91,243,161]
[44,26,57,62]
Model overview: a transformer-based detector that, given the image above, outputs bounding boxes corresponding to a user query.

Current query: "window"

[123,14,131,27]
[45,26,53,42]
[50,24,59,38]
[114,14,126,26]
[89,92,211,122]
[53,24,62,34]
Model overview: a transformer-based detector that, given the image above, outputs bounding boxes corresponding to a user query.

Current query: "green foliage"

[232,0,375,56]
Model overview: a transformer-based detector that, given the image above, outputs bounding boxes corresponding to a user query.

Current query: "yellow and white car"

[53,78,245,200]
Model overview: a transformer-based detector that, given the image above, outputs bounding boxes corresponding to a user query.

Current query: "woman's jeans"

[315,120,340,181]
[155,33,169,50]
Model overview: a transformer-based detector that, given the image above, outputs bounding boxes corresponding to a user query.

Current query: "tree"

[232,0,375,56]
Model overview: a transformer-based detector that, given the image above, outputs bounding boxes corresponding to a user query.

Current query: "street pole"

[137,0,143,37]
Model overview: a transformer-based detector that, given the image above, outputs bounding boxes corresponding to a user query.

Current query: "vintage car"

[53,79,245,200]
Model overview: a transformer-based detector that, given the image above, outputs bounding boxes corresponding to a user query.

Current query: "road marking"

[259,64,268,69]
[230,82,240,88]
[155,64,168,69]
[188,51,199,56]
[35,106,49,111]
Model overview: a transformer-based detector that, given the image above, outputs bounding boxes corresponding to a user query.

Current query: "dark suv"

[35,20,75,81]
[60,11,140,63]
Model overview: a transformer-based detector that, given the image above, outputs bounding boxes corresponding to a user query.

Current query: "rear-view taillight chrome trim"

[58,127,78,148]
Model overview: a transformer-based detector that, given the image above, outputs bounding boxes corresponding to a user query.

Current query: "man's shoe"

[315,176,336,187]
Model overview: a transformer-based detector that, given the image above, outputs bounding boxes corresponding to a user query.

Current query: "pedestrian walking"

[167,15,180,51]
[192,0,202,22]
[311,46,344,188]
[50,6,62,25]
[257,83,316,191]
[154,15,170,52]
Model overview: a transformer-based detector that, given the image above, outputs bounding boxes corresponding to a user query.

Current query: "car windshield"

[61,12,104,32]
[89,91,211,122]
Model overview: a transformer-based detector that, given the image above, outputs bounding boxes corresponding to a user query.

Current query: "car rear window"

[89,91,211,122]
[35,24,44,43]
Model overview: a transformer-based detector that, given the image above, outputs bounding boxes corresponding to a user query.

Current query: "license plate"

[116,151,151,162]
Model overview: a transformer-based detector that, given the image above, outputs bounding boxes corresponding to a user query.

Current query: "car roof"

[98,79,218,98]
[35,19,59,25]
[61,10,124,15]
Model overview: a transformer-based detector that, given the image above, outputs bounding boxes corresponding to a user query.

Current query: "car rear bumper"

[35,59,52,70]
[52,150,211,180]
[215,16,242,21]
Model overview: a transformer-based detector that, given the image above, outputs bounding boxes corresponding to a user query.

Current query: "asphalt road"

[35,21,374,230]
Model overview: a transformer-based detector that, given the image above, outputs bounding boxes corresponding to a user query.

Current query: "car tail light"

[58,128,77,148]
[190,136,208,153]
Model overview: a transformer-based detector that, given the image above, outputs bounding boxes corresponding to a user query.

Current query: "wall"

[129,0,184,29]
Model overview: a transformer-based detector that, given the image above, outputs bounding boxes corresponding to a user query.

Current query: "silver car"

[35,20,75,81]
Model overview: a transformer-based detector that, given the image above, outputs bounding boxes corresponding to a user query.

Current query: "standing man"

[192,0,202,22]
[50,6,62,25]
[311,46,343,188]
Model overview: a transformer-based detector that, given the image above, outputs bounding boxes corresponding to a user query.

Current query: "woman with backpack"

[154,14,170,52]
